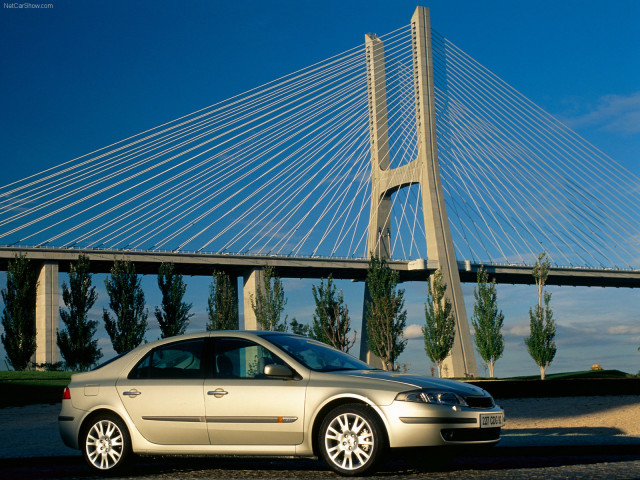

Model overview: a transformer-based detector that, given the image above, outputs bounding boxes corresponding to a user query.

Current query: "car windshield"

[263,334,374,372]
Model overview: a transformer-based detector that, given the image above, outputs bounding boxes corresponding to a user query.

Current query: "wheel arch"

[78,408,130,448]
[310,396,390,457]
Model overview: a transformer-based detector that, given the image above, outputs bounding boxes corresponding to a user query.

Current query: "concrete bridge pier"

[243,268,264,330]
[34,261,59,367]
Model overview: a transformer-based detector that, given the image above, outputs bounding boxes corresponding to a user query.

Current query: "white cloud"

[564,91,640,134]
[507,324,530,337]
[607,325,640,335]
[404,323,423,339]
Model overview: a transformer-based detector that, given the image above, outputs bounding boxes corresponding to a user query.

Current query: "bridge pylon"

[361,6,478,378]
[34,261,59,368]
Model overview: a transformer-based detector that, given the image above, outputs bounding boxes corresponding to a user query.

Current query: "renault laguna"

[59,331,504,476]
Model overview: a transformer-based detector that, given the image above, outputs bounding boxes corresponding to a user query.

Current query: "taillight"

[62,387,71,400]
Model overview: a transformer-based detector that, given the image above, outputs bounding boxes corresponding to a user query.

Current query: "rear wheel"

[82,414,131,473]
[318,404,385,476]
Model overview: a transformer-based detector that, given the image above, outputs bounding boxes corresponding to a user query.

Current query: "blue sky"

[1,0,639,375]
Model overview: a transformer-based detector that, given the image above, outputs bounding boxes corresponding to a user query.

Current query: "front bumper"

[380,401,504,448]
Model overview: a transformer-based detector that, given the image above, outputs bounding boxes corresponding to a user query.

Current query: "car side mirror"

[264,364,294,379]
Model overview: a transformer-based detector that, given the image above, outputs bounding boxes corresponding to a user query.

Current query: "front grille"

[464,396,495,409]
[441,427,500,442]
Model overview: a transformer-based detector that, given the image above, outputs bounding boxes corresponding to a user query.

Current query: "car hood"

[336,370,490,396]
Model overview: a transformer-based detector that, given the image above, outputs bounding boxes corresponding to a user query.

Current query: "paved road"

[2,404,639,479]
[2,448,640,480]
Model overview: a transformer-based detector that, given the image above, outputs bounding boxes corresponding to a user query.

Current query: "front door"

[204,337,307,445]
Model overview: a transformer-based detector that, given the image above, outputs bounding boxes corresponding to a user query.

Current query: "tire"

[82,413,132,473]
[318,403,385,476]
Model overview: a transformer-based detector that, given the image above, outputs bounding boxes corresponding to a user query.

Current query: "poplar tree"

[365,256,407,371]
[155,262,193,338]
[524,252,557,380]
[310,276,356,352]
[250,266,287,331]
[423,269,456,378]
[207,270,238,331]
[57,255,102,370]
[103,260,148,354]
[289,318,310,336]
[1,255,38,370]
[471,266,504,378]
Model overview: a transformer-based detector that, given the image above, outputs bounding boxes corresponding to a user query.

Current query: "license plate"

[480,413,504,428]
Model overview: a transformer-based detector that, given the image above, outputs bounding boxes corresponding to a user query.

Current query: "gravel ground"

[499,395,640,446]
[1,395,639,459]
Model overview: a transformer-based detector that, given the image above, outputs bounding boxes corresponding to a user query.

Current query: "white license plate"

[480,413,504,428]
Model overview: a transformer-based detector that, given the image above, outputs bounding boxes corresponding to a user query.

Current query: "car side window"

[129,338,205,380]
[213,338,285,379]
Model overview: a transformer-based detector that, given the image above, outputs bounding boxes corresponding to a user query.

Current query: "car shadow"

[503,426,627,437]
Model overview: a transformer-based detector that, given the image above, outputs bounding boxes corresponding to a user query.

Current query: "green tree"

[103,260,148,354]
[1,255,38,370]
[250,266,287,331]
[423,269,456,378]
[365,256,407,371]
[155,263,193,338]
[524,252,557,380]
[289,318,310,336]
[310,276,356,352]
[471,266,504,378]
[57,255,102,371]
[207,270,238,331]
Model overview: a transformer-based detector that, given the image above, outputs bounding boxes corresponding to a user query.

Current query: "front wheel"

[82,414,132,473]
[318,404,385,476]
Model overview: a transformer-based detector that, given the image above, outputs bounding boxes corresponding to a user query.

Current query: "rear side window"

[129,339,205,379]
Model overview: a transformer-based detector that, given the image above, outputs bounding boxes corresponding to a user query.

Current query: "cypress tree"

[103,260,148,354]
[471,265,504,378]
[310,276,356,352]
[250,266,287,331]
[365,256,407,371]
[524,252,557,380]
[207,270,238,331]
[1,255,38,370]
[57,255,102,370]
[423,269,456,378]
[155,262,193,338]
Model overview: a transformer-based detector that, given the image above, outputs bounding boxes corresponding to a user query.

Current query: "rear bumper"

[58,399,86,450]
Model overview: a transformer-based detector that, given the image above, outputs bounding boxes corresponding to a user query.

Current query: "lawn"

[0,371,73,408]
[503,369,634,381]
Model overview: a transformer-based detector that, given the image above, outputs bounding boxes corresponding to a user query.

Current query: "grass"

[0,370,73,382]
[501,369,635,381]
[0,370,74,407]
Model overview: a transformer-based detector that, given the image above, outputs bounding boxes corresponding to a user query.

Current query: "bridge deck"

[1,247,639,288]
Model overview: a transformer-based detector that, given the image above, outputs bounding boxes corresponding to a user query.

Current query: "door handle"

[207,389,229,398]
[123,390,142,397]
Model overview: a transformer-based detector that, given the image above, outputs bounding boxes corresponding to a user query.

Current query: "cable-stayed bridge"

[1,7,638,375]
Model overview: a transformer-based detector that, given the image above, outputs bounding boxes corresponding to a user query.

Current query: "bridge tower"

[361,6,478,377]
[34,261,59,368]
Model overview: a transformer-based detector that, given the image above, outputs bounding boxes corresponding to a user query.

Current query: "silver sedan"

[59,331,504,476]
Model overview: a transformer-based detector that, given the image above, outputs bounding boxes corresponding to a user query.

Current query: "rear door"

[116,337,209,445]
[204,337,307,446]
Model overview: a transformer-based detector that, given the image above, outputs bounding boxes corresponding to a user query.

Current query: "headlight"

[395,389,469,407]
